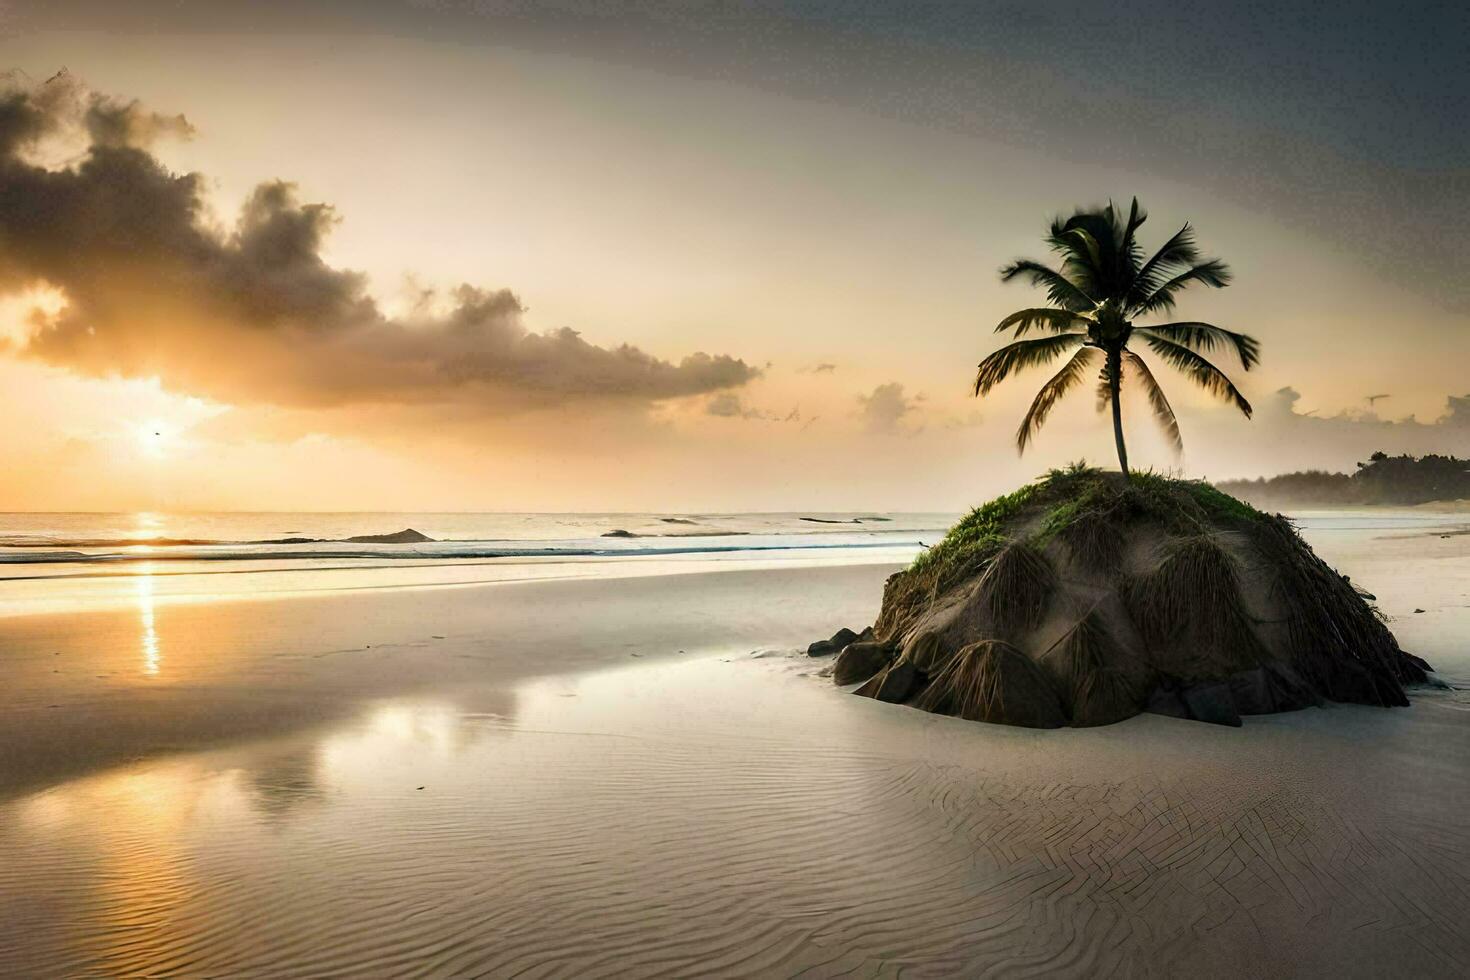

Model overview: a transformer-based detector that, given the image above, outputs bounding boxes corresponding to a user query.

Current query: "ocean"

[0,508,1462,617]
[0,511,953,615]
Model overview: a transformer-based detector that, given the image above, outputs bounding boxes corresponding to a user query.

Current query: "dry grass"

[875,536,1004,641]
[898,630,950,674]
[873,575,926,643]
[1072,667,1144,727]
[1039,608,1147,725]
[1252,515,1412,705]
[1056,508,1124,570]
[1126,534,1266,676]
[977,540,1055,634]
[915,640,1065,728]
[1041,609,1110,687]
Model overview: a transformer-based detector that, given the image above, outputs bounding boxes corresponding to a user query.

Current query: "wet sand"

[1,525,1468,976]
[0,563,896,799]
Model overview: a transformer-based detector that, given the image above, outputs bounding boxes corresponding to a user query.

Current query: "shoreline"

[0,549,918,619]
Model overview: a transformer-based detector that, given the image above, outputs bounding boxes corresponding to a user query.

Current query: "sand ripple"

[2,660,1468,978]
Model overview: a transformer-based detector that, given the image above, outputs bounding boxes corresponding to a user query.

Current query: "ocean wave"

[0,537,237,548]
[0,527,435,548]
[0,523,937,551]
[0,539,921,567]
[798,516,893,524]
[599,529,750,539]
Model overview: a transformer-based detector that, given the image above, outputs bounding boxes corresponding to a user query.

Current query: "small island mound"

[815,466,1432,728]
[344,528,434,544]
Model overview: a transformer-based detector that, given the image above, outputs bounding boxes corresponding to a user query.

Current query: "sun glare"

[135,421,178,459]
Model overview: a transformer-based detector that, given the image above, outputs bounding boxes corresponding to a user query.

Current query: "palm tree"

[973,198,1258,475]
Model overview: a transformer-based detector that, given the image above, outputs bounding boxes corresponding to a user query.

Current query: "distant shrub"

[1215,452,1470,508]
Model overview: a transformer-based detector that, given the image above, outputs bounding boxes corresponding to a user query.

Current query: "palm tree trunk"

[1108,348,1129,476]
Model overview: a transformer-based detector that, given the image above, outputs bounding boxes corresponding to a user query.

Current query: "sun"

[135,421,178,459]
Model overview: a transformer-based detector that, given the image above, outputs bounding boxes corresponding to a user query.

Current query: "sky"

[0,1,1466,511]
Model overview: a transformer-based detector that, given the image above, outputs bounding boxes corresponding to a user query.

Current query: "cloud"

[1196,386,1470,476]
[705,391,802,422]
[705,392,749,417]
[0,68,195,159]
[942,408,984,430]
[0,72,757,419]
[857,382,924,434]
[799,362,837,374]
[1265,387,1470,435]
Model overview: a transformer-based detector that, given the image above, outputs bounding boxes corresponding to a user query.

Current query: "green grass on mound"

[915,464,1266,574]
[879,464,1274,641]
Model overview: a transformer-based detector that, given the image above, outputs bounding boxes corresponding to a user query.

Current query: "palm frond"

[1119,197,1148,281]
[1140,334,1252,417]
[1016,345,1100,452]
[1050,210,1120,296]
[973,333,1085,397]
[1135,321,1259,370]
[1059,226,1103,275]
[994,307,1087,337]
[999,259,1096,312]
[1134,259,1232,315]
[1094,366,1112,413]
[1128,223,1200,307]
[1125,351,1182,455]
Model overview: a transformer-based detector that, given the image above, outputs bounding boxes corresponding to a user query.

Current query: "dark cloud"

[0,68,194,156]
[20,2,1463,307]
[0,72,757,415]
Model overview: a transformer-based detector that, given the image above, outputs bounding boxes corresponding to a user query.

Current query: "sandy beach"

[1,515,1468,977]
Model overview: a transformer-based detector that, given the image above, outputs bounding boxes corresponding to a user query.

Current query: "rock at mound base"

[833,640,892,684]
[870,660,918,703]
[1179,682,1242,728]
[808,626,871,657]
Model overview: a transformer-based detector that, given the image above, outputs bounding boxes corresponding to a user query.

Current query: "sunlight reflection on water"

[136,565,161,676]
